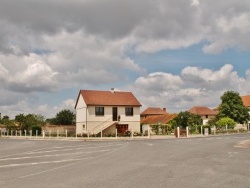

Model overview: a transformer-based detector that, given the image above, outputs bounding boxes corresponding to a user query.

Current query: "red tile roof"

[140,107,168,115]
[241,95,250,107]
[188,106,217,116]
[141,114,177,124]
[77,90,141,106]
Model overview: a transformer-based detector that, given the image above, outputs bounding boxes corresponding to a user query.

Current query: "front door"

[112,107,118,121]
[116,124,128,135]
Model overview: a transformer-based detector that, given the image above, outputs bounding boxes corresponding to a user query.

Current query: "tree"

[207,117,218,127]
[54,109,75,125]
[0,115,15,130]
[15,113,45,131]
[2,115,9,121]
[217,91,250,124]
[15,114,25,130]
[216,117,236,129]
[24,114,40,130]
[46,117,57,125]
[30,125,42,135]
[170,111,202,128]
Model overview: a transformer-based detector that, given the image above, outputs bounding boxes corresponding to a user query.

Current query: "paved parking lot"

[0,134,250,188]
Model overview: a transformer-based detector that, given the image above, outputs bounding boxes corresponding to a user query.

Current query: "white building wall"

[119,106,141,132]
[85,106,141,134]
[202,115,216,125]
[75,95,87,134]
[87,106,112,122]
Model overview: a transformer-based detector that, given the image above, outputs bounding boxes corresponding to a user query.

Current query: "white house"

[75,89,141,135]
[188,106,217,125]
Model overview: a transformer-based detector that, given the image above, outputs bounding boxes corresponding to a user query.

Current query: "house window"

[205,115,208,118]
[95,107,104,116]
[125,107,133,116]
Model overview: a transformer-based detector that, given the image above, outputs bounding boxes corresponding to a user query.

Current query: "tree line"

[0,109,75,132]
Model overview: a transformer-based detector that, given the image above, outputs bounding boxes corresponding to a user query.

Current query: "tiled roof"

[141,114,177,124]
[0,124,6,128]
[140,107,168,115]
[188,106,217,116]
[78,90,141,106]
[241,95,250,107]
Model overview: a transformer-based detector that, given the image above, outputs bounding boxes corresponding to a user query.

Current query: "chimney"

[163,108,166,112]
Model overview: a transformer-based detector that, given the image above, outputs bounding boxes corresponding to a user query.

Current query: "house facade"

[140,107,177,134]
[188,106,217,125]
[75,89,141,135]
[140,107,168,119]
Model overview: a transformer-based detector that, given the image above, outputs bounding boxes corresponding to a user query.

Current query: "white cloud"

[191,0,200,7]
[0,54,59,93]
[135,72,183,92]
[132,64,250,113]
[0,0,249,118]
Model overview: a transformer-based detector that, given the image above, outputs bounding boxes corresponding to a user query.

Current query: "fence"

[0,127,153,140]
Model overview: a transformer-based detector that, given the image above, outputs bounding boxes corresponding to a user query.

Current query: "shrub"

[133,132,142,136]
[124,130,131,137]
[30,125,42,135]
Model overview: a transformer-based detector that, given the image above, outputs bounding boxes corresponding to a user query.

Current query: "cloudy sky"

[0,0,250,118]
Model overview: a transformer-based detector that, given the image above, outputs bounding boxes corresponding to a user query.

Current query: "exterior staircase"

[92,118,118,134]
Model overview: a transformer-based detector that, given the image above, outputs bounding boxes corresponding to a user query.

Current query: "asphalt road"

[0,134,250,188]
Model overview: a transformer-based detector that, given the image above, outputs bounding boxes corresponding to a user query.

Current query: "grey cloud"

[0,0,250,55]
[0,0,153,37]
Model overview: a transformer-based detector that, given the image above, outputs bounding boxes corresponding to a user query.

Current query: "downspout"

[86,106,88,131]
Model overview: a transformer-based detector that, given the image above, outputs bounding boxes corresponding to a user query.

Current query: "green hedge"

[30,125,42,136]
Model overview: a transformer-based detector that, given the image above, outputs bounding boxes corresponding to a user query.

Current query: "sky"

[0,0,250,119]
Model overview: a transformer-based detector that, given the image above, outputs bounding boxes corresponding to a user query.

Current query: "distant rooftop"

[141,114,177,124]
[241,95,250,107]
[141,107,168,116]
[188,106,217,116]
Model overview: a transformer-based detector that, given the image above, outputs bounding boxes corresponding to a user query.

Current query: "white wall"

[86,106,141,134]
[75,95,87,134]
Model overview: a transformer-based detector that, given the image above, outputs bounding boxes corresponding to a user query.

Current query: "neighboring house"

[188,106,217,125]
[241,95,250,108]
[0,124,7,134]
[75,89,141,135]
[140,107,176,134]
[141,113,177,125]
[140,107,168,119]
[241,95,250,129]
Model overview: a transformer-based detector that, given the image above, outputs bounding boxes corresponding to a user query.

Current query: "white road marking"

[19,143,129,179]
[0,149,114,161]
[25,145,117,155]
[0,143,124,159]
[228,151,238,157]
[0,158,83,168]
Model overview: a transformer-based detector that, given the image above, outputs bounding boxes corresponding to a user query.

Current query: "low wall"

[42,125,76,132]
